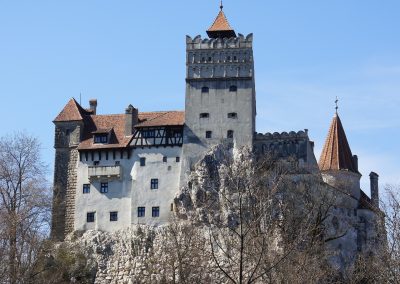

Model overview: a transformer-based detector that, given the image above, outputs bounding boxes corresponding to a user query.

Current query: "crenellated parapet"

[186,34,254,80]
[186,33,253,50]
[254,130,311,163]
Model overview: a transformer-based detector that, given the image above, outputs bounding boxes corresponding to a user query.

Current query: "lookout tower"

[181,3,256,182]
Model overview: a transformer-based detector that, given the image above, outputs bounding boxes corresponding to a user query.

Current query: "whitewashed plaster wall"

[130,147,182,226]
[75,151,134,232]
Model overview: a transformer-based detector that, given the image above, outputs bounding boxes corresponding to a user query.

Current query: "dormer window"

[229,85,237,92]
[201,87,209,93]
[94,134,108,144]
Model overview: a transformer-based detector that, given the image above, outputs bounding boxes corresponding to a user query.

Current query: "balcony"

[88,165,121,180]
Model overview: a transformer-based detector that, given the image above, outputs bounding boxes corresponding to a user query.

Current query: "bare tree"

[0,133,51,283]
[174,145,342,284]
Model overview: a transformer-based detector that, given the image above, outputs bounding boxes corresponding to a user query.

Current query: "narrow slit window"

[227,130,234,139]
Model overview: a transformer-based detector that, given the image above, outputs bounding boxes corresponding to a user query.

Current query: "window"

[110,211,118,222]
[199,113,209,118]
[87,212,95,223]
[228,112,238,119]
[229,85,238,92]
[201,57,205,62]
[233,56,237,61]
[227,130,234,139]
[152,207,160,217]
[140,157,146,167]
[100,182,108,193]
[83,184,90,194]
[208,56,212,62]
[151,179,159,190]
[94,161,100,166]
[115,161,120,166]
[163,156,167,163]
[227,56,231,61]
[142,129,155,138]
[65,129,71,136]
[176,157,180,163]
[201,87,209,93]
[94,134,108,144]
[137,207,145,217]
[206,131,212,139]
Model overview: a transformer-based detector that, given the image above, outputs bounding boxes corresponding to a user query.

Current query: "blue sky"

[0,1,399,192]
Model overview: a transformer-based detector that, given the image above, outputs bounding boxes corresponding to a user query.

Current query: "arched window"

[227,130,234,139]
[229,85,237,92]
[201,86,209,93]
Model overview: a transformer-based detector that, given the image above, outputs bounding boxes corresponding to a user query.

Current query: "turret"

[319,109,361,200]
[51,98,89,240]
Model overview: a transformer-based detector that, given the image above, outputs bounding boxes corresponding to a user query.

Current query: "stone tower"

[51,98,89,240]
[319,111,361,201]
[181,4,256,182]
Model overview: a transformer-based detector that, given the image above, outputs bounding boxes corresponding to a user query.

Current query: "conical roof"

[207,6,236,38]
[319,113,358,173]
[54,98,91,122]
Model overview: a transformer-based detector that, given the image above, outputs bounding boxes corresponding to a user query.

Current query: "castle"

[51,4,382,264]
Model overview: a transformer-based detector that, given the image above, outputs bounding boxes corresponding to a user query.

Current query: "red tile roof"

[319,114,358,173]
[54,98,92,122]
[135,111,185,128]
[76,111,184,150]
[208,10,234,32]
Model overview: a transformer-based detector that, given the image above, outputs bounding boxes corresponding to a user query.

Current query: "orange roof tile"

[77,111,184,150]
[54,98,91,122]
[319,114,358,173]
[135,111,184,128]
[208,10,234,32]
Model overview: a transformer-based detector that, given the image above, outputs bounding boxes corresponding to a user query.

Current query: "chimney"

[125,105,138,136]
[89,99,97,115]
[369,172,379,208]
[353,155,358,172]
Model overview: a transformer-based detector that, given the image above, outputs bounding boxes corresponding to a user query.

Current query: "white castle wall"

[130,147,182,226]
[75,151,134,232]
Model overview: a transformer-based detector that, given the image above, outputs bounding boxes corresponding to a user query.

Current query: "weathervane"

[220,0,223,10]
[335,96,339,114]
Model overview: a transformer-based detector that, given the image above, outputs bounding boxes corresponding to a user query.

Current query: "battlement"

[186,33,253,50]
[255,130,309,141]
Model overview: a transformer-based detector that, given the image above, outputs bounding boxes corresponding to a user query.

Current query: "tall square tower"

[181,5,256,182]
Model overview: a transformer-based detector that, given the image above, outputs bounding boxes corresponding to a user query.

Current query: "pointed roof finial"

[335,96,339,114]
[220,0,223,10]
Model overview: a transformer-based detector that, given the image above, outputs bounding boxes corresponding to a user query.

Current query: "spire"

[207,2,236,39]
[319,111,358,173]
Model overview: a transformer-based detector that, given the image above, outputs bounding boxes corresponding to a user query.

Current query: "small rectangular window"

[137,207,145,217]
[206,131,212,139]
[94,134,108,144]
[151,179,159,190]
[83,184,90,194]
[140,157,146,167]
[176,157,180,163]
[100,182,109,193]
[163,156,167,163]
[110,211,118,222]
[227,130,234,139]
[200,113,209,118]
[87,212,95,223]
[115,161,120,166]
[94,161,100,166]
[228,112,238,119]
[152,207,160,217]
